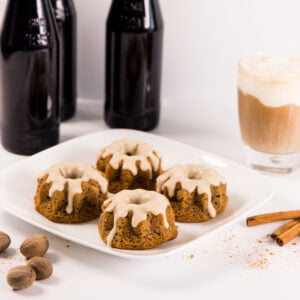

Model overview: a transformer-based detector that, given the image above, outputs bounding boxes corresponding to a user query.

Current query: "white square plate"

[0,129,274,259]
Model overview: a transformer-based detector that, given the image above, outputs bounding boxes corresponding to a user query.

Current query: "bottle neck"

[108,0,162,32]
[50,0,75,21]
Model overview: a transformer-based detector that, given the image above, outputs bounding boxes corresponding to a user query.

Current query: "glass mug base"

[243,145,300,174]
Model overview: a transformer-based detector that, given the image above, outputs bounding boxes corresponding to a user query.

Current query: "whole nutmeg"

[20,235,49,259]
[27,257,53,280]
[7,266,36,290]
[0,231,11,253]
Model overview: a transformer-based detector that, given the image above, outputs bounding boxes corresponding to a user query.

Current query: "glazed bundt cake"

[34,162,108,223]
[156,165,228,222]
[98,189,178,250]
[96,139,162,193]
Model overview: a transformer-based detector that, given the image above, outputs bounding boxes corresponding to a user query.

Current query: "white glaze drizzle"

[39,162,108,214]
[98,139,161,177]
[103,189,170,247]
[156,165,226,218]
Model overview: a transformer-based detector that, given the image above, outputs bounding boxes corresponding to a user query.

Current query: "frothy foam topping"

[240,57,300,82]
[238,57,300,107]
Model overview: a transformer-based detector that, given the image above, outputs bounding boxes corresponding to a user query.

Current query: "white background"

[2,0,300,106]
[2,0,300,140]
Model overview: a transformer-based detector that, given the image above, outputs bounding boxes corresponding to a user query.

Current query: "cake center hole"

[131,196,149,205]
[60,168,84,179]
[188,171,202,180]
[126,152,135,156]
[125,145,139,156]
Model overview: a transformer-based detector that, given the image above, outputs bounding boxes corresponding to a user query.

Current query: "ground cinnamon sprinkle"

[180,228,300,271]
[248,258,268,270]
[0,255,24,274]
[244,251,270,270]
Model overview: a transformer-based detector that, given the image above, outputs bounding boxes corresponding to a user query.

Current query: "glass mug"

[238,56,300,173]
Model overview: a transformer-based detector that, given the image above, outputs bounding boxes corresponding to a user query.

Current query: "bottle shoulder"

[107,0,163,33]
[107,19,162,33]
[1,1,59,52]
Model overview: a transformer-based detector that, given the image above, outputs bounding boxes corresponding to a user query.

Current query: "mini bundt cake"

[34,162,108,223]
[156,165,228,222]
[98,189,178,250]
[96,139,162,193]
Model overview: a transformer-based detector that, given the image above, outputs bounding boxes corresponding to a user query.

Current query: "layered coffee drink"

[238,57,300,172]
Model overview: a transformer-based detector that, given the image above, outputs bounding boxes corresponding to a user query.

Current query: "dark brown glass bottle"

[0,0,60,155]
[51,0,77,121]
[105,0,163,131]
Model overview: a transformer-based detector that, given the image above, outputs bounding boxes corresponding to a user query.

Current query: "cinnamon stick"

[275,219,300,246]
[246,210,300,227]
[271,219,300,239]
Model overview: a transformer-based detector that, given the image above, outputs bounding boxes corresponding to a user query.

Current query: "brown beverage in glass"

[238,57,300,173]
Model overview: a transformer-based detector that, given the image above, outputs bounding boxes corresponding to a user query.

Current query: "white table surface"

[0,99,300,299]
